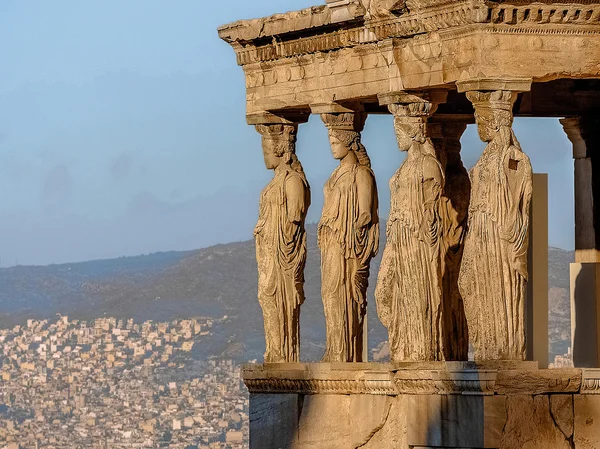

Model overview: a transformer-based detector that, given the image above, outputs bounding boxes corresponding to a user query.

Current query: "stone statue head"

[328,129,353,160]
[255,124,297,170]
[467,91,516,143]
[393,118,427,152]
[322,112,371,167]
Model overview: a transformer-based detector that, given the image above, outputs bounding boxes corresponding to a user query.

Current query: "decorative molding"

[582,369,600,394]
[394,370,497,395]
[489,3,600,26]
[225,1,600,66]
[244,375,396,395]
[242,364,583,396]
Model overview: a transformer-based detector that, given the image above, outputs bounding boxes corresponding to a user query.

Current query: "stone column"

[428,118,471,361]
[310,103,379,363]
[375,91,463,362]
[561,115,600,367]
[561,117,600,263]
[457,79,533,361]
[248,112,311,363]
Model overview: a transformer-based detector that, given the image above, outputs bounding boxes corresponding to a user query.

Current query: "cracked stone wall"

[249,393,600,448]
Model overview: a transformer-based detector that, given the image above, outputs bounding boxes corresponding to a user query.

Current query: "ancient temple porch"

[219,0,600,447]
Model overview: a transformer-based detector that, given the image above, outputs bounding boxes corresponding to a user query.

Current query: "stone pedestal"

[244,363,600,449]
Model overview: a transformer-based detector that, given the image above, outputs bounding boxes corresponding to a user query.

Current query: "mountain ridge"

[0,226,573,362]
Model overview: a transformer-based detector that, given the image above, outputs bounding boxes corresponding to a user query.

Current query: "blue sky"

[0,0,574,266]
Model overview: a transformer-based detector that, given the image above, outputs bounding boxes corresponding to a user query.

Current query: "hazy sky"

[0,0,575,266]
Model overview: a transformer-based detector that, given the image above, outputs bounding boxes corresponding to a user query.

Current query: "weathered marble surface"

[501,395,572,449]
[575,395,600,448]
[458,88,533,361]
[254,124,311,363]
[375,98,446,363]
[219,1,600,114]
[430,120,470,362]
[244,364,595,449]
[318,109,379,362]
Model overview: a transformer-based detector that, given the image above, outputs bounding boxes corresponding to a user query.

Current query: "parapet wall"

[244,363,600,448]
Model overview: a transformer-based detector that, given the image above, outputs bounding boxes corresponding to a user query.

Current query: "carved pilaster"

[375,92,453,362]
[310,103,379,363]
[458,83,533,361]
[253,115,311,363]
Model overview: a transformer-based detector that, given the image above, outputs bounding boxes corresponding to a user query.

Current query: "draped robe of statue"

[254,163,310,363]
[376,146,445,362]
[319,163,379,362]
[458,132,532,360]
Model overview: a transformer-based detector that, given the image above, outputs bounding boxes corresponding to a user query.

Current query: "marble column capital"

[560,116,600,160]
[254,123,298,142]
[378,90,447,119]
[311,102,367,133]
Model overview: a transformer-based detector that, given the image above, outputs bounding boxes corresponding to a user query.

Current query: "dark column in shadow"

[561,115,600,368]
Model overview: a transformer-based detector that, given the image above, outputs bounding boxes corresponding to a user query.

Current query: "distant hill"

[0,225,573,362]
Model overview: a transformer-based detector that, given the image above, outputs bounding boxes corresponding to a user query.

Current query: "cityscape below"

[0,316,248,449]
[0,230,575,448]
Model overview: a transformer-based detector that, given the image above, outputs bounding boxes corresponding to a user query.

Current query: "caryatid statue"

[429,121,470,361]
[254,124,311,363]
[375,99,446,362]
[318,110,379,363]
[458,90,533,361]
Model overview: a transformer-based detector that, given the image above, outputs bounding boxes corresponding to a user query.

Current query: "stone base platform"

[243,363,600,449]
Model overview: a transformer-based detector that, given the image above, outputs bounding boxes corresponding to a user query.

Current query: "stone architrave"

[429,120,470,361]
[254,123,311,363]
[375,93,447,362]
[457,82,533,361]
[315,105,379,363]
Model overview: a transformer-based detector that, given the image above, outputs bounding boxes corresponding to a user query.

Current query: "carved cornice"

[489,2,600,26]
[222,1,600,65]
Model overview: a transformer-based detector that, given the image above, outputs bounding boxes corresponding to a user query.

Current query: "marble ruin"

[318,107,379,363]
[220,0,600,446]
[376,94,447,363]
[458,89,533,361]
[254,124,310,363]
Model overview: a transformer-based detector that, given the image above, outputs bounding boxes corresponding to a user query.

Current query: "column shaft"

[561,116,600,367]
